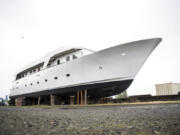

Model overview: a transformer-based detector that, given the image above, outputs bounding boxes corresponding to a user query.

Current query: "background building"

[156,83,180,96]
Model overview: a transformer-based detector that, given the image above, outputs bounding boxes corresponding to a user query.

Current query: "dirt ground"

[0,103,180,135]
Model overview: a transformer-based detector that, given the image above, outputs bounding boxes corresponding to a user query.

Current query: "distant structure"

[0,97,5,106]
[156,83,180,96]
[5,95,9,101]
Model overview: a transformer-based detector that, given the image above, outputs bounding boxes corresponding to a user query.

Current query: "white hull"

[10,38,161,98]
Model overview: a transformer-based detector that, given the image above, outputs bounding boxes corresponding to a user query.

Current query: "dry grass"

[22,100,180,108]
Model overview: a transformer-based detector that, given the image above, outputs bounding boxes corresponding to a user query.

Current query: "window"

[66,56,70,62]
[25,84,27,87]
[57,60,60,65]
[54,77,58,80]
[16,74,21,80]
[37,81,39,84]
[30,83,33,86]
[73,54,77,59]
[45,79,48,82]
[66,74,70,77]
[47,63,51,67]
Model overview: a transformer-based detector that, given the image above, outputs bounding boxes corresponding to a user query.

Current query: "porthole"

[66,74,70,77]
[45,79,48,82]
[30,83,33,86]
[37,81,39,84]
[99,66,103,69]
[54,77,58,80]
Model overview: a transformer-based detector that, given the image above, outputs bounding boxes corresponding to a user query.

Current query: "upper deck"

[15,47,94,81]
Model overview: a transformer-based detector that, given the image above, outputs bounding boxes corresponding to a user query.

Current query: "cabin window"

[54,77,58,80]
[45,79,48,82]
[30,83,33,86]
[73,54,77,59]
[57,60,60,65]
[66,74,70,77]
[37,81,40,84]
[25,84,27,87]
[15,62,44,80]
[66,56,70,62]
[47,63,51,67]
[16,75,20,80]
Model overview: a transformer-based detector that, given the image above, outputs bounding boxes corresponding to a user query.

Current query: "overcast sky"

[0,0,180,98]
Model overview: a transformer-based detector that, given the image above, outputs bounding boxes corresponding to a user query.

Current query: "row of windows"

[16,54,78,80]
[13,74,71,91]
[16,65,44,80]
[66,54,77,62]
[50,54,77,67]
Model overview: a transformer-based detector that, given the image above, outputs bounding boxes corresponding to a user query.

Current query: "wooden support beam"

[85,89,87,105]
[81,90,83,105]
[38,96,41,105]
[77,90,79,104]
[70,96,75,105]
[50,94,55,105]
[15,97,23,106]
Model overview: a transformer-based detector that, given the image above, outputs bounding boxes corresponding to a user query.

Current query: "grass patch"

[18,100,180,108]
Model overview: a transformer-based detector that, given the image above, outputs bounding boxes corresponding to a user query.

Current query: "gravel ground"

[0,103,180,135]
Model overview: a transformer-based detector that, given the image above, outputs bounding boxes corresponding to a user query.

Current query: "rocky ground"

[0,103,180,135]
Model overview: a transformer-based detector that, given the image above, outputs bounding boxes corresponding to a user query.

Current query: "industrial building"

[156,83,180,96]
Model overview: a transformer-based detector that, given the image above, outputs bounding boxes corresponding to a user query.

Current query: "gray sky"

[0,0,180,98]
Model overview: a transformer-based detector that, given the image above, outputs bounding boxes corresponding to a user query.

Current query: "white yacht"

[9,38,162,99]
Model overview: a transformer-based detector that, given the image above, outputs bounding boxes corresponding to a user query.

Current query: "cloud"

[0,0,180,98]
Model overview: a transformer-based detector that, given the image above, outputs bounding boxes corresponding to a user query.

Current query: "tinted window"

[66,56,70,61]
[57,60,60,65]
[66,56,70,62]
[73,55,77,59]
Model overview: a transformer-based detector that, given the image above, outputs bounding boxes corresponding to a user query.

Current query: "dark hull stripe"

[10,79,133,99]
